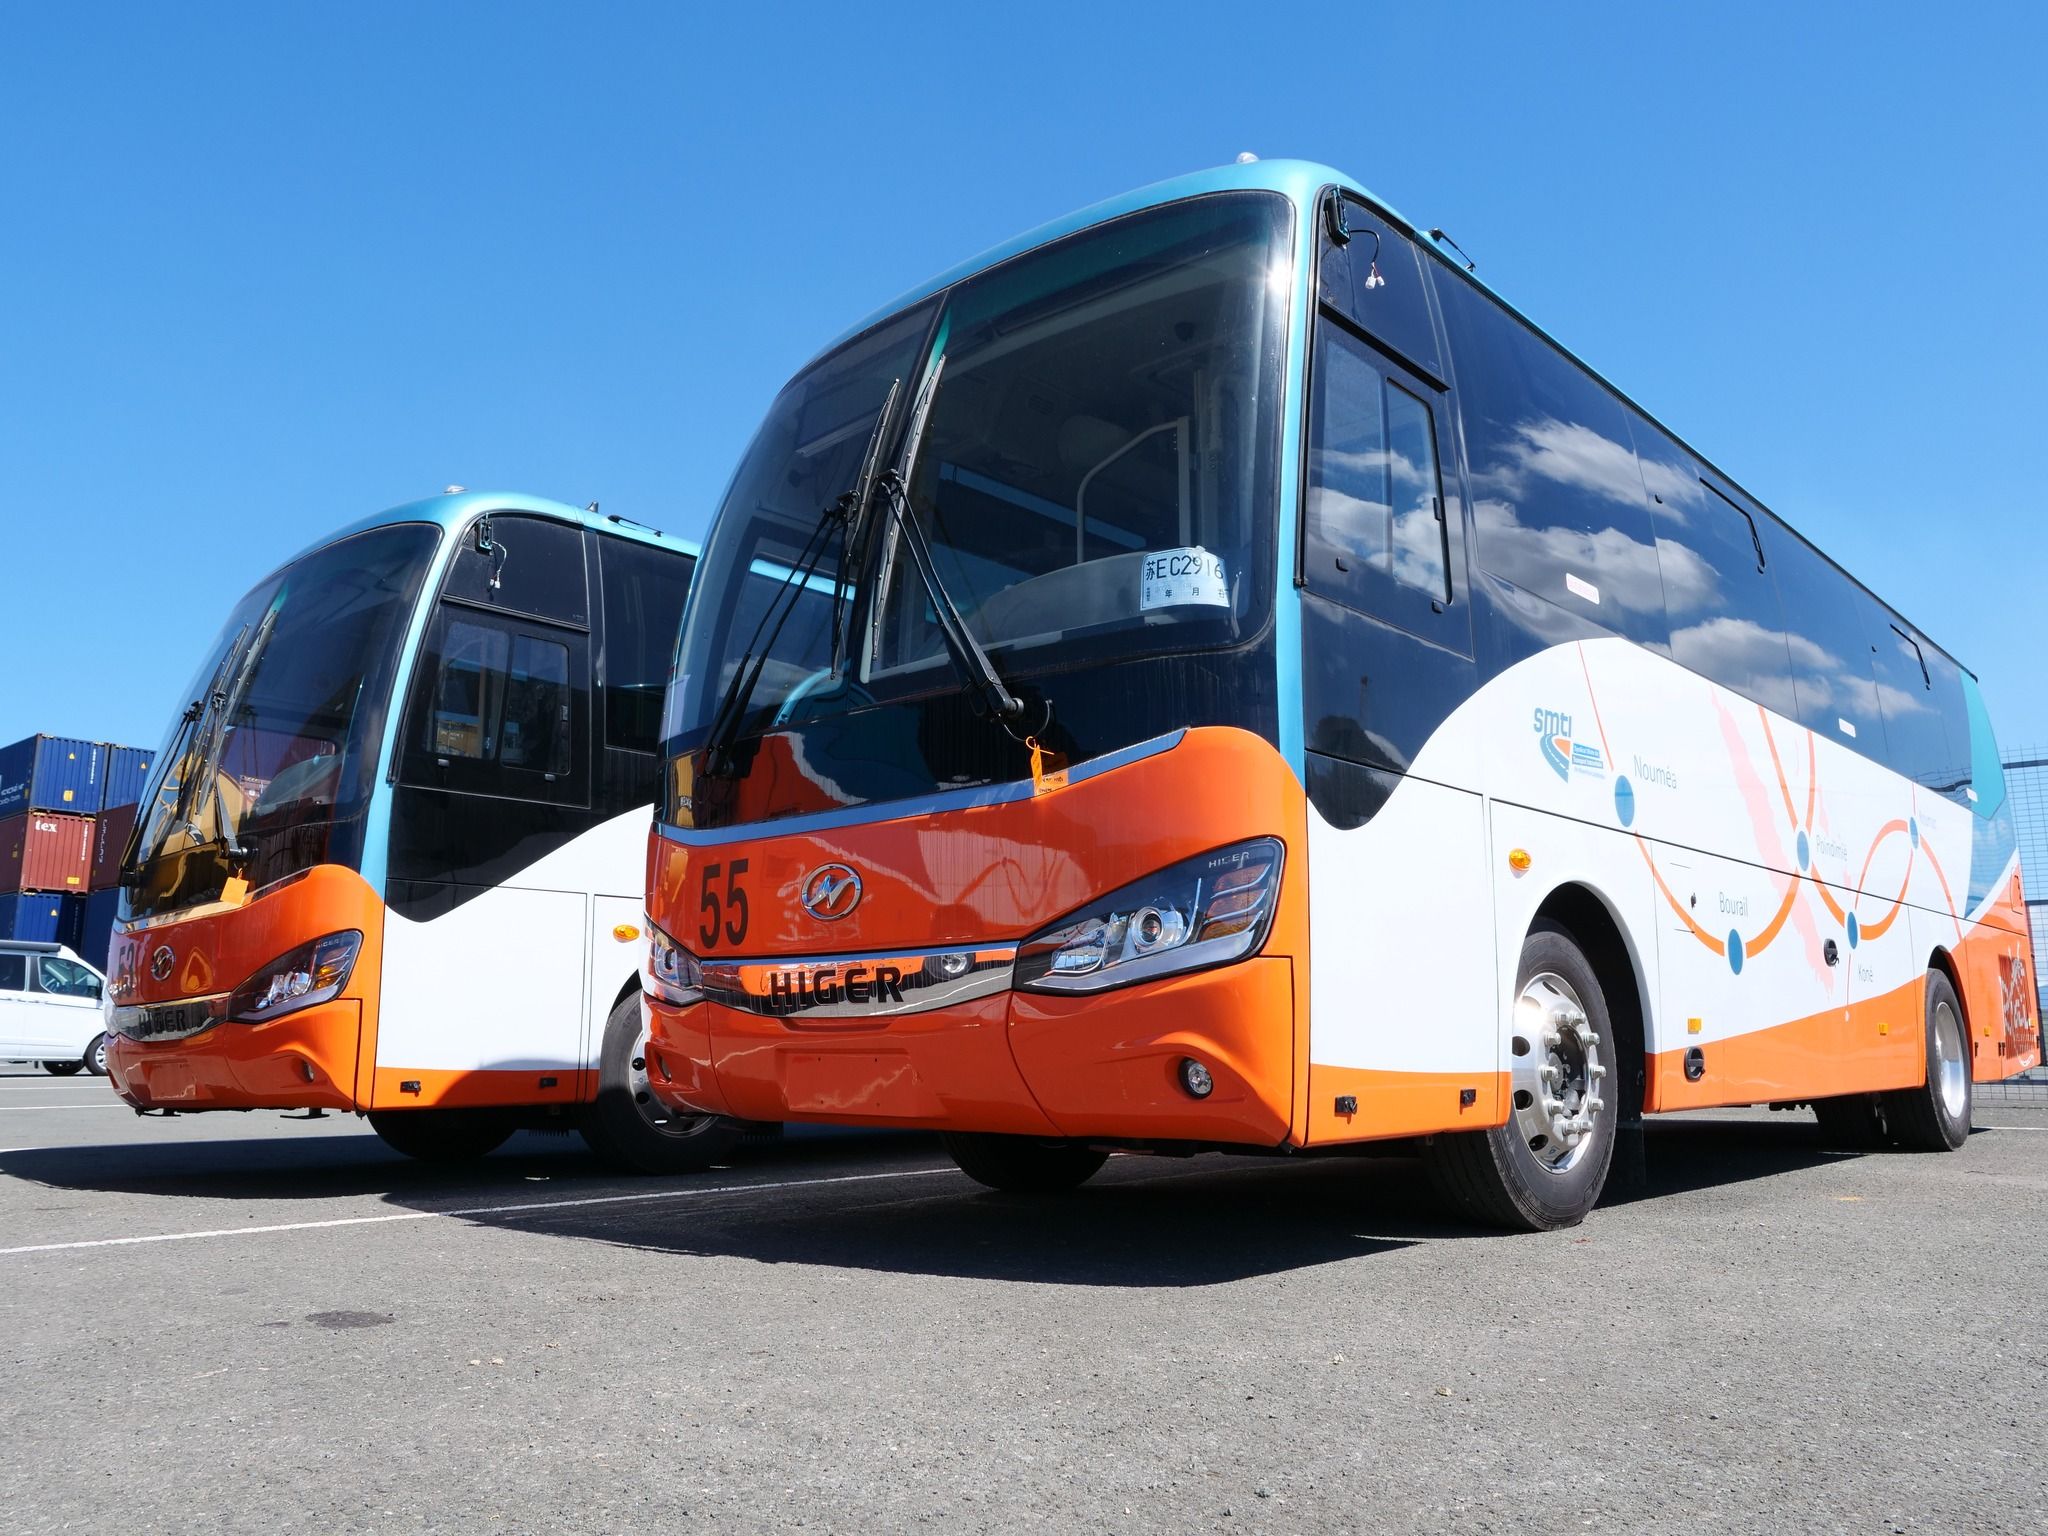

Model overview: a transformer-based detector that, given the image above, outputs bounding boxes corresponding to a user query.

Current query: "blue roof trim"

[815,158,1399,362]
[285,491,701,572]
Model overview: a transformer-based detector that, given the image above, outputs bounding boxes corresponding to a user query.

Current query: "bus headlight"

[646,920,703,1006]
[228,931,362,1022]
[1015,838,1284,994]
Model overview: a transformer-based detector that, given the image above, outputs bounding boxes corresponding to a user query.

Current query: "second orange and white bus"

[641,159,2039,1227]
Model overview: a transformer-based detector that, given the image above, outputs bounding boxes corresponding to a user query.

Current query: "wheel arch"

[1925,944,1965,1028]
[609,971,643,1016]
[1532,881,1650,1121]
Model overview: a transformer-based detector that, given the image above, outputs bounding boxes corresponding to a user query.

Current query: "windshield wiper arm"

[872,359,1024,723]
[829,377,901,674]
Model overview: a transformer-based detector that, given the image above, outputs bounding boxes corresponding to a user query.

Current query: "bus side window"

[1872,618,1964,797]
[1318,195,1442,384]
[442,514,590,627]
[1634,418,1798,717]
[1768,533,1890,753]
[1303,313,1458,642]
[598,538,697,756]
[1435,272,1668,649]
[403,606,590,806]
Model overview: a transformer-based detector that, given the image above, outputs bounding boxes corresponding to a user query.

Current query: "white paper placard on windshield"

[1140,546,1230,611]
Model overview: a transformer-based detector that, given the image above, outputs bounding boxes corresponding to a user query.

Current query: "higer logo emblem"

[799,864,863,922]
[149,945,175,982]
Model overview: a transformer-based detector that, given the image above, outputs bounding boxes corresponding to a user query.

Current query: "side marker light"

[613,923,640,942]
[1508,848,1532,874]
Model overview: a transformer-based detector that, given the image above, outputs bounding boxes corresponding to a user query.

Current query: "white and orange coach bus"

[104,491,748,1172]
[639,160,2039,1228]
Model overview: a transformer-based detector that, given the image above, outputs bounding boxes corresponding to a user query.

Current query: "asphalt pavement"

[2,1063,2043,1534]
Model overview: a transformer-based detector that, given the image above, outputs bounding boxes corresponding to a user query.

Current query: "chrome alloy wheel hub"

[629,1010,713,1139]
[1509,972,1606,1174]
[1933,997,1968,1120]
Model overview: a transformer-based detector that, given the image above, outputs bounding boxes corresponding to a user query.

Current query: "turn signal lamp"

[1508,848,1532,874]
[1015,839,1283,994]
[229,931,362,1022]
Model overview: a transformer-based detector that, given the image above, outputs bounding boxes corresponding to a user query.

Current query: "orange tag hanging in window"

[220,876,251,907]
[1027,736,1068,796]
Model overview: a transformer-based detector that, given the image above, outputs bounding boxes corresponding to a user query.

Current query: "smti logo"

[1533,707,1605,784]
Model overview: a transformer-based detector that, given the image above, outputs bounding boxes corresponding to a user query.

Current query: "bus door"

[1297,195,1495,1141]
[378,514,596,1110]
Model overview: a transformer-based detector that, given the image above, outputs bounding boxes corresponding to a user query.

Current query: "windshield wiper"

[701,382,906,776]
[164,629,251,855]
[871,358,1024,723]
[185,601,282,859]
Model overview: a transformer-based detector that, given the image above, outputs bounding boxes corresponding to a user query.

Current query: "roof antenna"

[586,501,599,515]
[1428,228,1476,272]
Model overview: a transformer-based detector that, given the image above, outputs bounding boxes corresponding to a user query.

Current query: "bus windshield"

[665,191,1293,762]
[124,522,440,919]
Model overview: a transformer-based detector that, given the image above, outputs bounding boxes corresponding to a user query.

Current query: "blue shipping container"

[0,736,106,816]
[0,892,69,945]
[78,889,119,968]
[102,745,155,811]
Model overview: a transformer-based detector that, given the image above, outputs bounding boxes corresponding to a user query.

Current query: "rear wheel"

[578,991,744,1174]
[1424,920,1619,1231]
[41,1059,83,1077]
[368,1109,515,1163]
[1884,970,1972,1151]
[943,1132,1107,1193]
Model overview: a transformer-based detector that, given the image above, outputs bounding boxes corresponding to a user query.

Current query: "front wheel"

[87,1033,110,1076]
[942,1132,1107,1193]
[41,1059,84,1077]
[368,1109,516,1163]
[1883,970,1973,1151]
[1424,920,1620,1231]
[578,992,744,1174]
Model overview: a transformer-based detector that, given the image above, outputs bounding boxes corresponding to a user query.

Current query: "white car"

[0,941,110,1076]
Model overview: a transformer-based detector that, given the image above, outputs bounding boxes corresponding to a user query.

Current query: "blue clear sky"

[3,2,2044,753]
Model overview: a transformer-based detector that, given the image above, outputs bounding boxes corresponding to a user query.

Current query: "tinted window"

[0,953,23,991]
[1769,533,1888,749]
[599,540,695,753]
[1304,317,1454,635]
[1437,275,1667,646]
[1318,196,1441,380]
[404,606,588,805]
[1872,620,1965,794]
[35,956,100,999]
[1634,421,1798,716]
[442,515,589,627]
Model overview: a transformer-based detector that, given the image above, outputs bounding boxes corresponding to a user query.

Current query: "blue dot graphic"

[1796,830,1809,870]
[1909,818,1919,848]
[1846,912,1860,948]
[1727,930,1745,975]
[1614,775,1635,828]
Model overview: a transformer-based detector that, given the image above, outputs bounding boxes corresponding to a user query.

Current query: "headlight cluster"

[1014,838,1283,994]
[229,931,361,1022]
[646,919,703,1006]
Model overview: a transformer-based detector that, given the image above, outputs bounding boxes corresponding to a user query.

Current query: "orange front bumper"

[108,998,362,1111]
[645,955,1297,1146]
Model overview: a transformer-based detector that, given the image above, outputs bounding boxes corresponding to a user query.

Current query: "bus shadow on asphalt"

[432,1119,1858,1286]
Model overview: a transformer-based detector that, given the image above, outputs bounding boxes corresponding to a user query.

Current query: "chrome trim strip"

[111,993,233,1042]
[658,729,1186,848]
[700,944,1017,1021]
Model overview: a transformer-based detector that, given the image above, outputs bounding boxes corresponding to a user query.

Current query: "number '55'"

[697,859,749,948]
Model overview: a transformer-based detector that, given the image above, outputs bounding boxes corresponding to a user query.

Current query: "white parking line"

[0,1103,130,1111]
[0,1165,961,1256]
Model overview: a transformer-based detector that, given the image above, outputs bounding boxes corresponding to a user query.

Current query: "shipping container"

[0,812,95,894]
[0,893,68,945]
[78,889,119,967]
[90,802,137,891]
[102,744,155,811]
[0,735,106,816]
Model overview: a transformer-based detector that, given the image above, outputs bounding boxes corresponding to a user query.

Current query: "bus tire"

[1882,970,1972,1151]
[1424,920,1619,1231]
[368,1109,515,1163]
[942,1132,1107,1194]
[41,1059,84,1076]
[578,991,743,1175]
